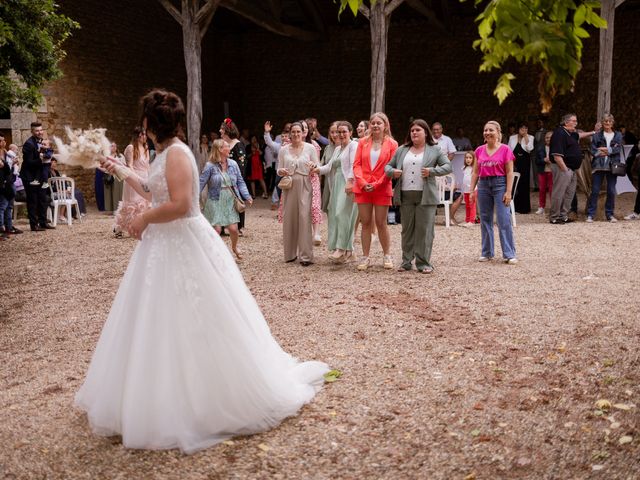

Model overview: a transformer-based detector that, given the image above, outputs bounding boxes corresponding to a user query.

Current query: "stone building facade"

[6,1,639,204]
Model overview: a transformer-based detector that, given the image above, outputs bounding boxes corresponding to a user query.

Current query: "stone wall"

[25,2,640,204]
[18,0,188,201]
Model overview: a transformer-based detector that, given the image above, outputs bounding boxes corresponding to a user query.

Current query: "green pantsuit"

[399,191,437,269]
[385,144,452,271]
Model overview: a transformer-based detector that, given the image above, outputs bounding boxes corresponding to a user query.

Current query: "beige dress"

[114,144,150,231]
[278,143,318,263]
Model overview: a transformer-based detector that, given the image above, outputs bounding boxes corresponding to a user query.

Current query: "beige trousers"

[282,173,313,263]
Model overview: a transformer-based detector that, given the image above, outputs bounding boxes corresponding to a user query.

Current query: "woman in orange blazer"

[352,112,398,271]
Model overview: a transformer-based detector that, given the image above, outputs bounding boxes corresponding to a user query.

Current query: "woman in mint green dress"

[199,139,252,259]
[314,121,359,263]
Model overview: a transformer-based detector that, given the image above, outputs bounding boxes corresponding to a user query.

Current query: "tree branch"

[158,0,182,25]
[405,0,448,33]
[615,0,626,7]
[199,4,218,39]
[384,0,405,16]
[195,0,221,25]
[358,4,370,19]
[220,0,321,41]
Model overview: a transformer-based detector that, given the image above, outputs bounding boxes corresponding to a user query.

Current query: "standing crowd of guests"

[4,110,639,267]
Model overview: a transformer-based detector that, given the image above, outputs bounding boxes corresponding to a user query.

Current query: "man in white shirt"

[431,122,456,160]
[452,127,473,151]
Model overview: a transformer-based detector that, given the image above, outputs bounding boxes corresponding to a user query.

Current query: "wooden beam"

[615,0,626,7]
[220,0,321,41]
[158,0,182,24]
[405,0,448,33]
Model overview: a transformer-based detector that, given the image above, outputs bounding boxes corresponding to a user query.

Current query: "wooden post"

[158,0,219,171]
[369,1,389,114]
[597,0,616,120]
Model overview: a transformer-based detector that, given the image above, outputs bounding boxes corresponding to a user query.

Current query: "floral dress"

[203,172,240,227]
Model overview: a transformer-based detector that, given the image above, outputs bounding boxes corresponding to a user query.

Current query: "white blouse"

[401,151,424,191]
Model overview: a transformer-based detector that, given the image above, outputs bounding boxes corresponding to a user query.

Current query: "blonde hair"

[368,112,394,140]
[485,120,502,135]
[209,139,226,164]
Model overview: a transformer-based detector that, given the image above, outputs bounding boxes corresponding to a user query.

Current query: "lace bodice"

[147,142,201,218]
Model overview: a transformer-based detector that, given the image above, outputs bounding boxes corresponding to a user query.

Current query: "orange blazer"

[352,137,399,197]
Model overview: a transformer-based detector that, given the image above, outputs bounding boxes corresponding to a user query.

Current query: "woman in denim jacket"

[199,139,252,259]
[587,114,623,223]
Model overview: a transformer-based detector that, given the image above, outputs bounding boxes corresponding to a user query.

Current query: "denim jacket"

[591,130,623,171]
[199,159,251,201]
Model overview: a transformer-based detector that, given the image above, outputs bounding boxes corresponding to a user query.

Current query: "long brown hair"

[130,126,148,162]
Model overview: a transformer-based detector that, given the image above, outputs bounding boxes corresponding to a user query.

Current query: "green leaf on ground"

[324,370,342,383]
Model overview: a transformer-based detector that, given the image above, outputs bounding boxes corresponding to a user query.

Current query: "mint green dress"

[327,151,358,252]
[203,172,240,227]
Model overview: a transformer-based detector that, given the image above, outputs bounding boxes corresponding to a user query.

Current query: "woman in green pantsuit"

[314,121,359,263]
[385,119,451,273]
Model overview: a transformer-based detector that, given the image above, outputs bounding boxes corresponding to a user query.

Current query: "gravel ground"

[1,192,639,480]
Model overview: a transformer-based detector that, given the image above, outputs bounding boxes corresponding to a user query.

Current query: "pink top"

[474,144,514,177]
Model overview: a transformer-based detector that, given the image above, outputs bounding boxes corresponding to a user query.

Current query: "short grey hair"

[601,113,615,124]
[560,113,577,125]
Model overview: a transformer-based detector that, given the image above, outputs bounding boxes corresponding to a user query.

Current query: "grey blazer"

[384,144,452,206]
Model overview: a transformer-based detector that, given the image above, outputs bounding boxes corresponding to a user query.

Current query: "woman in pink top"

[469,121,517,264]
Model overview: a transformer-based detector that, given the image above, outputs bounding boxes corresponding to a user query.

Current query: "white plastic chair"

[436,174,456,228]
[510,172,521,227]
[48,176,82,226]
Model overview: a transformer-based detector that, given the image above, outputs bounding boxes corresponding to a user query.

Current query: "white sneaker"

[608,217,618,223]
[478,256,491,262]
[536,207,545,215]
[505,258,518,265]
[313,234,322,246]
[586,216,593,223]
[357,256,370,271]
[29,180,41,186]
[623,212,639,220]
[383,255,393,269]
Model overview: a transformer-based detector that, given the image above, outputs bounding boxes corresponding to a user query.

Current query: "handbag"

[278,175,293,190]
[228,185,246,213]
[610,161,626,176]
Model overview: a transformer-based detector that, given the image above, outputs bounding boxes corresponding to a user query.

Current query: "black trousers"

[25,183,48,228]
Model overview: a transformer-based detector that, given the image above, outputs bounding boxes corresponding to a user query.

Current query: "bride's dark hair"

[140,89,185,144]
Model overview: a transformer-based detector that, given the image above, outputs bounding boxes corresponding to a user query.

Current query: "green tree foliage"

[337,0,607,112]
[0,0,79,110]
[467,0,606,112]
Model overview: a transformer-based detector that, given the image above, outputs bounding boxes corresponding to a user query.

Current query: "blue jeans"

[587,170,617,219]
[478,176,516,259]
[0,194,9,230]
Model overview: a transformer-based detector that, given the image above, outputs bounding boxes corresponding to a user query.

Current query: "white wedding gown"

[75,143,329,454]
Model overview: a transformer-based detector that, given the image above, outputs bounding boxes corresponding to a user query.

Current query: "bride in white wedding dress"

[75,90,329,454]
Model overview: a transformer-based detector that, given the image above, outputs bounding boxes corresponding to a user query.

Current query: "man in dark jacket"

[21,121,54,231]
